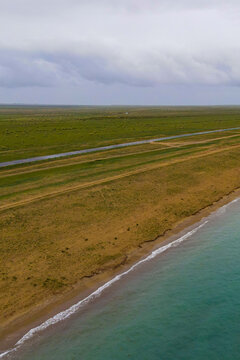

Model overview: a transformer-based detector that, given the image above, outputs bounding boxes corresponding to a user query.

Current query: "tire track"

[1,144,240,212]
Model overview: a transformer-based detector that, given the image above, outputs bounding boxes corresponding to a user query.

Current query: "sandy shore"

[1,186,240,353]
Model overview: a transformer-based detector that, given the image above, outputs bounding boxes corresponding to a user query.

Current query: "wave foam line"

[0,220,208,359]
[215,197,240,215]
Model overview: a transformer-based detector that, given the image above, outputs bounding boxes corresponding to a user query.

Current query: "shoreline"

[1,187,240,356]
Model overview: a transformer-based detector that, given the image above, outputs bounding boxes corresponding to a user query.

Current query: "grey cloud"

[1,0,240,96]
[0,50,63,88]
[2,0,240,13]
[0,49,155,88]
[1,47,240,89]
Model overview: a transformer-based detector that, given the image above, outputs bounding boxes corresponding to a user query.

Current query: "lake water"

[3,198,240,360]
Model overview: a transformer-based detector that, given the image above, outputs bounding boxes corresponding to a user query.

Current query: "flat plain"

[1,106,240,343]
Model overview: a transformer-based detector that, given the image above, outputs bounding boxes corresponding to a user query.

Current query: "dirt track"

[1,143,240,212]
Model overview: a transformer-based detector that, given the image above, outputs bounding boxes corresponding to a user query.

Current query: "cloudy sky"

[1,0,240,105]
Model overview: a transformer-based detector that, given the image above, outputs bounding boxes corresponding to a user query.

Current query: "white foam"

[0,220,208,359]
[214,197,240,215]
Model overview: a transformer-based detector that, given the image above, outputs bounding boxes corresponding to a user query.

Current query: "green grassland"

[1,106,240,341]
[1,106,240,162]
[1,131,240,207]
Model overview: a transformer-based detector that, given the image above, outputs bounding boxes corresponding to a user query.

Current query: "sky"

[1,0,240,105]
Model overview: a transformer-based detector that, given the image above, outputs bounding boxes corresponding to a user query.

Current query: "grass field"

[1,105,240,162]
[1,106,240,340]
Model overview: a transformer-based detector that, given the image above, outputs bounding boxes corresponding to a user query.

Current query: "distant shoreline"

[1,187,240,357]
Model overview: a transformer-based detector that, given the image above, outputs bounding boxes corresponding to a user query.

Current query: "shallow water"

[1,126,240,168]
[3,199,240,359]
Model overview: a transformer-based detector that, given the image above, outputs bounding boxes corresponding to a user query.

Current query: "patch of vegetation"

[42,278,65,290]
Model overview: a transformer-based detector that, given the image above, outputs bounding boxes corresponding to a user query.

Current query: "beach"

[1,106,240,358]
[1,187,240,358]
[2,1,240,357]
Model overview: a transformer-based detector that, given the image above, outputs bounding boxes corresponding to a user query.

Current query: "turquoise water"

[5,199,240,359]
